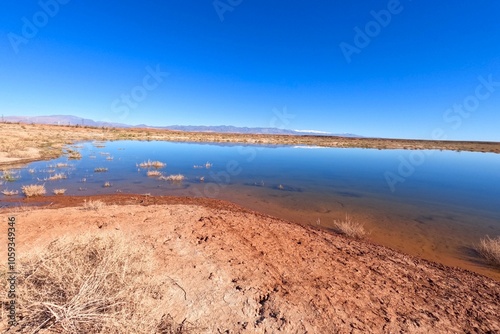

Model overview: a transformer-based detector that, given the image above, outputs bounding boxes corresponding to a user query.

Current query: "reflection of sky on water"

[6,140,500,224]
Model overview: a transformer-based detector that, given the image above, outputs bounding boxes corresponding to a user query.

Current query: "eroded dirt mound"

[1,201,499,333]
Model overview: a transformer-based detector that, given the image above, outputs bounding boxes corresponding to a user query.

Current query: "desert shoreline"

[1,122,500,168]
[1,121,500,281]
[1,194,499,332]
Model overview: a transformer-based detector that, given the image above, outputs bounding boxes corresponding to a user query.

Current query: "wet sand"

[2,191,500,282]
[212,186,500,281]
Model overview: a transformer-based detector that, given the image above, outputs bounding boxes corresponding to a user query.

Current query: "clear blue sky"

[1,1,499,140]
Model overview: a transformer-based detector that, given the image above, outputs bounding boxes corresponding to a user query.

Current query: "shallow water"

[3,140,500,278]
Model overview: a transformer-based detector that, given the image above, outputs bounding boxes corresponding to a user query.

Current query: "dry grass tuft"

[53,188,67,195]
[9,232,193,333]
[1,170,20,182]
[47,173,67,181]
[67,150,82,160]
[476,236,500,266]
[21,184,46,197]
[139,160,166,168]
[332,215,366,239]
[94,167,108,173]
[82,199,106,211]
[55,162,69,168]
[103,181,112,187]
[147,170,162,177]
[160,174,186,182]
[1,188,19,196]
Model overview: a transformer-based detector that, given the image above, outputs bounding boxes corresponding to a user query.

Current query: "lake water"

[4,140,500,278]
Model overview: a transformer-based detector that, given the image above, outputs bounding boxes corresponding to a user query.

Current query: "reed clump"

[22,184,46,197]
[139,160,166,168]
[332,215,367,239]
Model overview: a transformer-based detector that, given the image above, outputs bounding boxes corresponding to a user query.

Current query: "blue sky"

[1,1,499,140]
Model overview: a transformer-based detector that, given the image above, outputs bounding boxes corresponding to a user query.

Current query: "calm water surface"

[4,141,500,278]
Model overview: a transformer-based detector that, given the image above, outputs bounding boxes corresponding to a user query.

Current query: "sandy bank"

[1,196,499,333]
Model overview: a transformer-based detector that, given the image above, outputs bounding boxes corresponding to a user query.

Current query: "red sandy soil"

[1,195,499,333]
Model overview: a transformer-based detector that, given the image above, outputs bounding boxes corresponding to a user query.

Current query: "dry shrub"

[83,200,106,211]
[8,232,193,333]
[476,236,500,266]
[332,215,366,239]
[22,184,46,197]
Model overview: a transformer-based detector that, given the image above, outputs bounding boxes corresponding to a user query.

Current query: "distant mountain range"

[2,115,362,137]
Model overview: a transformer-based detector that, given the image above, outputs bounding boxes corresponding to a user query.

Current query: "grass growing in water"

[138,160,166,168]
[22,184,46,197]
[53,188,67,195]
[147,170,162,177]
[1,189,19,196]
[67,150,82,160]
[47,173,67,181]
[1,170,20,182]
[476,236,500,267]
[332,215,367,239]
[160,174,186,182]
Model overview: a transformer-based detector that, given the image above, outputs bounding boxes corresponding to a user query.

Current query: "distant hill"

[2,115,362,137]
[2,115,131,128]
